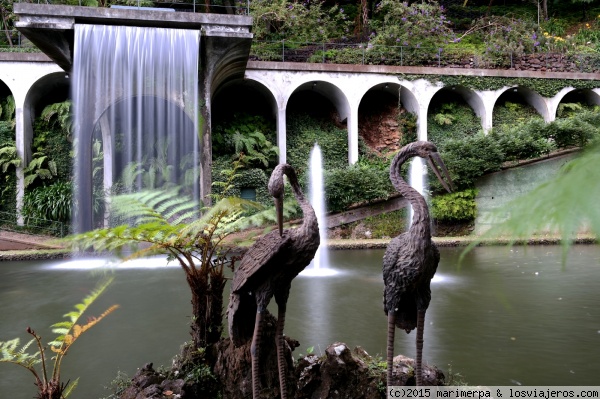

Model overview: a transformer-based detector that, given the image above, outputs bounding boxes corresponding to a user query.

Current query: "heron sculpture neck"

[390,143,431,241]
[270,163,318,240]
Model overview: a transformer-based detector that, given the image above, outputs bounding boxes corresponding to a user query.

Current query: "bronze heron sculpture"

[383,141,453,387]
[228,163,320,399]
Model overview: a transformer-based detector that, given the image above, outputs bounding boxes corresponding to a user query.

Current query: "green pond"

[0,245,599,398]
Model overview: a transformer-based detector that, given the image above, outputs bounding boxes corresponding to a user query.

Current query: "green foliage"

[40,101,73,138]
[491,121,555,162]
[21,181,72,225]
[428,102,482,145]
[493,100,542,129]
[65,183,265,347]
[213,113,278,169]
[324,164,393,212]
[432,189,478,222]
[439,133,504,190]
[397,111,418,147]
[230,130,279,168]
[23,152,58,188]
[0,278,117,399]
[370,0,455,49]
[249,0,351,42]
[0,143,20,173]
[361,209,408,239]
[401,75,600,98]
[0,95,15,123]
[286,114,349,174]
[457,15,540,66]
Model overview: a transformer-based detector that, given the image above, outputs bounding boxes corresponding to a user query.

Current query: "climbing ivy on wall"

[398,74,600,97]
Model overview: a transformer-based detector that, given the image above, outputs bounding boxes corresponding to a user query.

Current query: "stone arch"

[211,78,279,161]
[426,85,483,143]
[22,72,70,164]
[493,86,550,126]
[88,94,197,227]
[286,80,352,165]
[554,88,600,118]
[358,82,418,153]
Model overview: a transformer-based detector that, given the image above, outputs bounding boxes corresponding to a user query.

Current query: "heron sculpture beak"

[274,195,284,237]
[427,152,455,193]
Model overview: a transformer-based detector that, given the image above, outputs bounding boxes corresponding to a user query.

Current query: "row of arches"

[2,60,600,223]
[239,66,600,165]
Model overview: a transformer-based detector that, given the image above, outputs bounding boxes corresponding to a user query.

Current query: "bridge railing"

[13,0,250,14]
[2,28,600,73]
[0,211,69,238]
[250,40,600,73]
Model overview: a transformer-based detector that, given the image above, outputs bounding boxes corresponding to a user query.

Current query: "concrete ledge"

[247,61,600,80]
[0,52,53,62]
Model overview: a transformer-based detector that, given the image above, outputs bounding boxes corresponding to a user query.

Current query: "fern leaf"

[50,328,70,336]
[63,377,79,398]
[0,338,41,369]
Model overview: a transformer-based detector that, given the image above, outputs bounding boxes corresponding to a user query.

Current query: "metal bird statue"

[228,163,320,399]
[383,141,453,387]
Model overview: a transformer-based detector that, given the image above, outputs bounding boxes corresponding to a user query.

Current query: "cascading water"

[72,24,200,232]
[302,143,337,277]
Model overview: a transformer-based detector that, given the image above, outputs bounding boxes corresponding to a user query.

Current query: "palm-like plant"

[66,160,265,348]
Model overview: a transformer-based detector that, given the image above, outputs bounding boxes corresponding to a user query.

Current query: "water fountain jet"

[301,143,338,277]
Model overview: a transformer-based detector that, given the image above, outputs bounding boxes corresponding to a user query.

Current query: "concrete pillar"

[13,97,31,225]
[417,105,428,141]
[277,107,286,164]
[348,104,359,164]
[98,114,112,227]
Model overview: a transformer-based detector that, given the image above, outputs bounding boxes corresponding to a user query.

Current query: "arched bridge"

[1,52,600,215]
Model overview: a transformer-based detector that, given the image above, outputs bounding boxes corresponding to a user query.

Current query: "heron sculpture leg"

[276,304,288,399]
[251,307,265,399]
[386,312,396,389]
[275,288,291,399]
[415,309,425,386]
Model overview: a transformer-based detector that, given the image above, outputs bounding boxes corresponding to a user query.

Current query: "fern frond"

[48,277,114,354]
[0,338,41,370]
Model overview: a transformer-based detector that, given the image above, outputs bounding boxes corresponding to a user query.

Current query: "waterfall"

[72,24,200,232]
[302,143,337,277]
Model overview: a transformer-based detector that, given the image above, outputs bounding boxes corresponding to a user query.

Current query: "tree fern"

[40,100,73,137]
[0,144,21,173]
[23,152,58,188]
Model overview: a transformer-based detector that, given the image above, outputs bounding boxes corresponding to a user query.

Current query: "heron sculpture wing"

[228,230,293,346]
[231,230,294,294]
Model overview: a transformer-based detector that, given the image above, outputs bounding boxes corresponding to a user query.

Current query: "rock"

[119,362,187,399]
[295,342,445,399]
[212,311,299,399]
[390,355,445,386]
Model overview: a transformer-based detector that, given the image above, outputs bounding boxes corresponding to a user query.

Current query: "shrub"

[324,164,393,212]
[427,101,482,145]
[431,189,478,223]
[369,0,455,49]
[21,181,72,226]
[249,0,350,42]
[439,133,504,190]
[491,121,556,161]
[286,114,349,174]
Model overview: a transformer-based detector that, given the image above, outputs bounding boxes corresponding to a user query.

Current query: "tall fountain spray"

[408,157,426,224]
[72,24,199,231]
[302,143,337,276]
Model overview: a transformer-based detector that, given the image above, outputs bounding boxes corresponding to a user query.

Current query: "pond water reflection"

[1,245,599,398]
